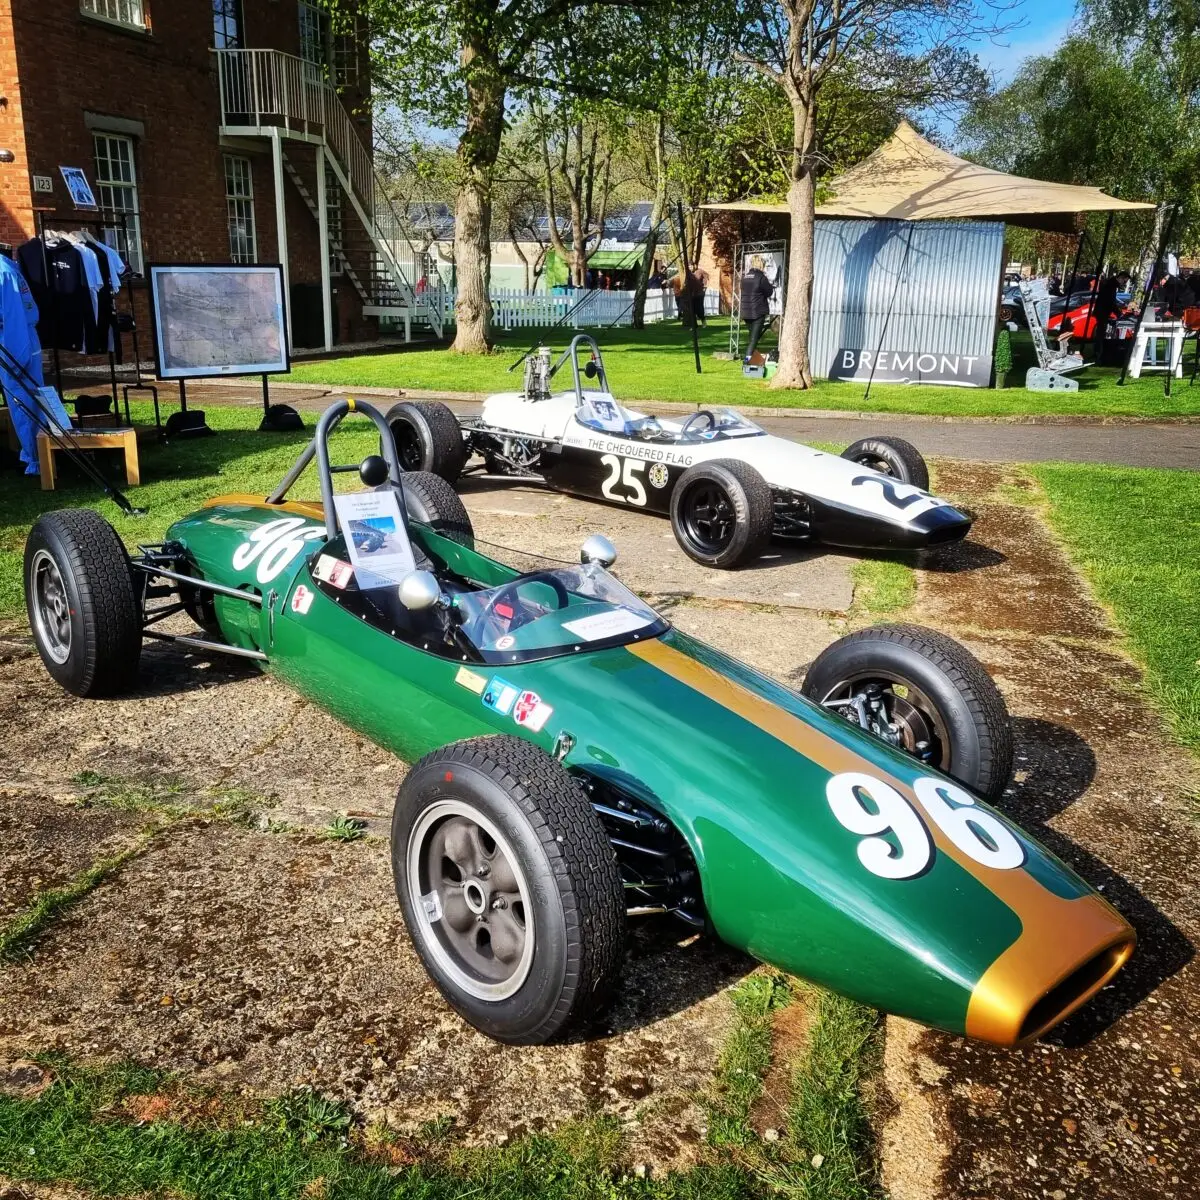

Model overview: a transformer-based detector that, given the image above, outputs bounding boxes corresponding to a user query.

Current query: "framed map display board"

[149,264,290,380]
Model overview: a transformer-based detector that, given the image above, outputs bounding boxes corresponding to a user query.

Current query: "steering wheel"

[679,410,718,438]
[475,573,572,635]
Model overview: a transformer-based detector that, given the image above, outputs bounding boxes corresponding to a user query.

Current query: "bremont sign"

[830,348,992,388]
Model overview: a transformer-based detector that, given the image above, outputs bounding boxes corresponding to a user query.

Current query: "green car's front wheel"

[802,623,1014,800]
[392,736,625,1044]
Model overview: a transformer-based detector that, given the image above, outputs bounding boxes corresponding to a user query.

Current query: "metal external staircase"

[216,48,444,338]
[280,150,367,301]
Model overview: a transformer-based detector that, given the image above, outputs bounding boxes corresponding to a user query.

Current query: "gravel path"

[880,463,1200,1200]
[164,379,1200,469]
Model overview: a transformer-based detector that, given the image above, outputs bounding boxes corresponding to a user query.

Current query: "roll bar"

[265,398,403,539]
[549,334,610,398]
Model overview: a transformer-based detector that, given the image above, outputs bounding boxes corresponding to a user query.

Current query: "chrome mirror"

[580,534,617,568]
[398,570,444,611]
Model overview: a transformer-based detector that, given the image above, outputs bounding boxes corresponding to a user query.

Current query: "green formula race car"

[23,399,1134,1047]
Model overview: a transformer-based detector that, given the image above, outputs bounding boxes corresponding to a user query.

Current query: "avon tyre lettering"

[599,454,648,506]
[826,771,1025,879]
[232,517,324,584]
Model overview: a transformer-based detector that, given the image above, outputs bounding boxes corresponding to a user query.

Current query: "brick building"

[0,0,438,355]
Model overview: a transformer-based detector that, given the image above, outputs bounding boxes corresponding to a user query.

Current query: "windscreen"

[705,409,763,438]
[452,562,668,664]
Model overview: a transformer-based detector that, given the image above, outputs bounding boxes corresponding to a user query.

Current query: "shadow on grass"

[917,539,1007,573]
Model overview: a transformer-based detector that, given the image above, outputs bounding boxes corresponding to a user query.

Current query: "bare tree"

[737,4,999,387]
[535,104,626,287]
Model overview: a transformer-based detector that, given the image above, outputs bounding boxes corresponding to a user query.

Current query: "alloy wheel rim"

[393,423,424,471]
[855,455,894,477]
[684,482,736,552]
[31,550,72,665]
[407,799,535,1001]
[818,672,951,771]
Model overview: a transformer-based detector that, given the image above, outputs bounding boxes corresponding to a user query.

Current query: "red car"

[1046,290,1129,339]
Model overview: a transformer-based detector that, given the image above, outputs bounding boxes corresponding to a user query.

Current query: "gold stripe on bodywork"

[628,638,1135,1045]
[202,493,325,522]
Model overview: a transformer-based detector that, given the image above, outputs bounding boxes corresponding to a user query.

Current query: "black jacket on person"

[740,268,774,321]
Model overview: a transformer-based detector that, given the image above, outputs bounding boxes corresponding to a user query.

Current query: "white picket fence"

[435,287,720,329]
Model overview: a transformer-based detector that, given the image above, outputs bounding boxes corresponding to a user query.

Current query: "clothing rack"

[31,209,134,426]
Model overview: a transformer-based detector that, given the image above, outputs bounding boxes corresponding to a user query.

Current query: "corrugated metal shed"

[810,218,1005,387]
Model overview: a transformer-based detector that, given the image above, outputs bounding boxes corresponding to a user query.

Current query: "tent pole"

[1066,227,1087,296]
[1083,210,1115,361]
[677,201,702,376]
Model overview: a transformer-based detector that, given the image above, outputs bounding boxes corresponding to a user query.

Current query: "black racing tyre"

[384,400,467,482]
[24,509,141,697]
[801,623,1013,800]
[840,436,929,490]
[669,458,773,569]
[380,470,475,547]
[392,735,625,1044]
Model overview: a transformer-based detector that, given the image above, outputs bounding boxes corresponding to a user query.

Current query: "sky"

[970,5,1076,85]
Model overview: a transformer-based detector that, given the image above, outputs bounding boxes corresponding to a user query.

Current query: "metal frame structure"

[729,239,786,357]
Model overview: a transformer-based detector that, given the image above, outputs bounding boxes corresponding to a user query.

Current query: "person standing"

[1091,270,1128,354]
[740,255,775,359]
[687,267,708,326]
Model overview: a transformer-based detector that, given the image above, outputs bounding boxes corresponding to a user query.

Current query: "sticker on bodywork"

[648,463,669,489]
[290,584,314,615]
[562,608,653,641]
[513,690,553,732]
[482,676,520,716]
[455,666,487,695]
[314,555,354,589]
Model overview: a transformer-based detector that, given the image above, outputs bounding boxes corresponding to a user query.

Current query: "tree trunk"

[450,48,504,354]
[772,95,816,390]
[632,114,666,329]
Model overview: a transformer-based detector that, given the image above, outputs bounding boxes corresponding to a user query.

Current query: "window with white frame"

[92,132,143,274]
[225,155,257,263]
[80,0,146,29]
[213,0,243,48]
[299,1,329,75]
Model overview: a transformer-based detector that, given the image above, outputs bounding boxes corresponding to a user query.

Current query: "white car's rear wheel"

[670,459,773,569]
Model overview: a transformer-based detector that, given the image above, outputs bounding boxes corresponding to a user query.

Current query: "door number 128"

[600,454,647,506]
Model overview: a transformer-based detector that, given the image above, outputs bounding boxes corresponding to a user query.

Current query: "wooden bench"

[37,427,140,490]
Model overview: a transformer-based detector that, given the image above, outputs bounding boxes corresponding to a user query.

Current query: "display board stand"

[147,263,298,435]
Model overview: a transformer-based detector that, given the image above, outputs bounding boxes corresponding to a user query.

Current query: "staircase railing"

[215,47,442,335]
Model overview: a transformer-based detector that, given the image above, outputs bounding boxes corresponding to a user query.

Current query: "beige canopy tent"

[704,121,1153,233]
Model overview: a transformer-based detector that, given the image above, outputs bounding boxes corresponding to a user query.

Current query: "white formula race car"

[384,336,972,569]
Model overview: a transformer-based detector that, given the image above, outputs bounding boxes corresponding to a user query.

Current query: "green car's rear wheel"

[24,509,142,698]
[392,736,625,1044]
[802,623,1013,800]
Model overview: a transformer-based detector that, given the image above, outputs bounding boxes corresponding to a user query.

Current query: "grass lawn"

[291,319,1200,420]
[1032,463,1200,751]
